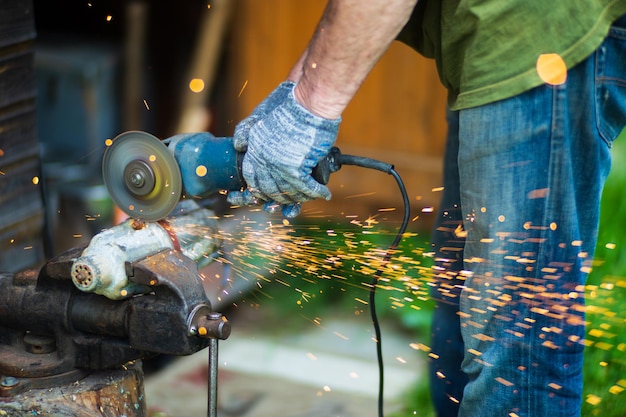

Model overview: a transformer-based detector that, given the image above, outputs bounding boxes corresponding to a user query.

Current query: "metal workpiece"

[70,218,171,299]
[187,306,231,341]
[70,200,221,299]
[185,306,232,417]
[161,200,222,270]
[184,306,231,417]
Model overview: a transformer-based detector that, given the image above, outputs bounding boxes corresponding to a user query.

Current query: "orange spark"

[238,80,249,98]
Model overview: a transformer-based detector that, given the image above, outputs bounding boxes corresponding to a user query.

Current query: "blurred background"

[0,0,624,416]
[32,0,448,258]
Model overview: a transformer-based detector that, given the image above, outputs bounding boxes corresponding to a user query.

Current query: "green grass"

[581,131,626,416]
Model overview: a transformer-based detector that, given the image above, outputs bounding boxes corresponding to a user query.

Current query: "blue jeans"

[429,15,626,417]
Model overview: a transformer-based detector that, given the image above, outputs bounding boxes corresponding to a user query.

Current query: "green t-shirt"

[397,0,626,110]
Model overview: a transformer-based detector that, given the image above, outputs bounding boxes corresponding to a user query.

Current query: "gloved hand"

[227,83,340,217]
[232,81,295,152]
[228,81,297,215]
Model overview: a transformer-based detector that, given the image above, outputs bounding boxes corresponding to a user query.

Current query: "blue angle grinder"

[102,131,343,221]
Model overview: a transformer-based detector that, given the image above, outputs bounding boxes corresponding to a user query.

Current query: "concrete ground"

[144,305,424,417]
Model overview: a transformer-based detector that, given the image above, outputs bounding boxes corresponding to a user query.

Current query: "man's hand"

[232,81,295,152]
[227,84,340,217]
[227,0,416,217]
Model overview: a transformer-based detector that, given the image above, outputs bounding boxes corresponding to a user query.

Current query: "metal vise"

[0,202,230,416]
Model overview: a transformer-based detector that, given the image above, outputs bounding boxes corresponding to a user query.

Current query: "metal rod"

[208,338,219,417]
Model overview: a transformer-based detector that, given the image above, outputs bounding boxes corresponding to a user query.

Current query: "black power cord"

[334,152,411,417]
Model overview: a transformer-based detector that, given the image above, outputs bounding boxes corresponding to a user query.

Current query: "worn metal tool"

[0,202,230,417]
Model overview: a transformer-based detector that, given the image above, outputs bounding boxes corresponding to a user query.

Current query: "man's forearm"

[290,0,418,119]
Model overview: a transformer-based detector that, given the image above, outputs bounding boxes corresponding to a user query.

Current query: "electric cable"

[338,154,411,417]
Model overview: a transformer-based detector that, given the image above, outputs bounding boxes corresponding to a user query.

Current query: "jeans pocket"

[595,19,626,145]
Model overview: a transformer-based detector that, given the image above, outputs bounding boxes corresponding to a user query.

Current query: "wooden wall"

[217,0,448,228]
[0,0,46,272]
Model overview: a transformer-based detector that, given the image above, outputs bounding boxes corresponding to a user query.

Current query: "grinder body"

[167,132,244,198]
[167,132,336,201]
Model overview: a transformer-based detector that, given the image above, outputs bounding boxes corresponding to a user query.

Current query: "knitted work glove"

[227,85,340,217]
[232,81,296,152]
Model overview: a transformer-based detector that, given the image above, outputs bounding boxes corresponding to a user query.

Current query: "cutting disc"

[103,131,182,221]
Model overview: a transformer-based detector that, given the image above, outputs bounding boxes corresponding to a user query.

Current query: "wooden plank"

[221,0,324,126]
[122,1,148,131]
[0,211,45,273]
[0,47,36,109]
[0,1,44,271]
[0,153,43,230]
[0,103,37,165]
[0,0,35,48]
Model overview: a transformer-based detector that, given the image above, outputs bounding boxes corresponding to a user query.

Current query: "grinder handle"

[311,146,342,185]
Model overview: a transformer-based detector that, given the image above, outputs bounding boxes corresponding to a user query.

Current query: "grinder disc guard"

[103,131,182,221]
